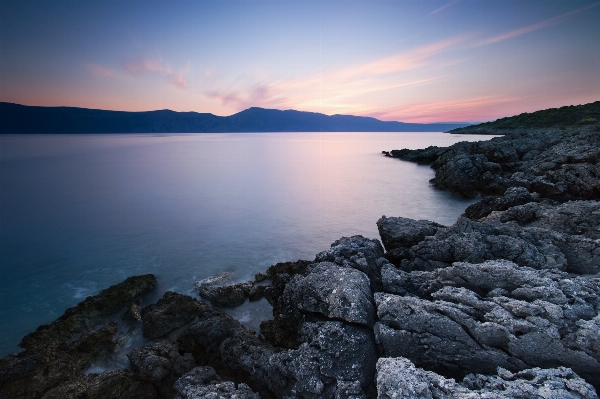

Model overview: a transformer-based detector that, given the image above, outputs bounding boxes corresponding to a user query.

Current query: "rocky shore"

[2,126,599,398]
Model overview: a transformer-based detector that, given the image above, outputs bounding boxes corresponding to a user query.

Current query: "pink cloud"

[359,96,518,123]
[85,63,118,79]
[123,58,188,89]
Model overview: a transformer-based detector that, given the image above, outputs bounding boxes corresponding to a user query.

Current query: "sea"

[0,132,495,357]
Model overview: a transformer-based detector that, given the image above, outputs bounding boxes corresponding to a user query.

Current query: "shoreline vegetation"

[2,106,600,398]
[448,100,600,135]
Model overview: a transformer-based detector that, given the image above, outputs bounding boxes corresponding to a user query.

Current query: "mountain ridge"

[0,102,470,133]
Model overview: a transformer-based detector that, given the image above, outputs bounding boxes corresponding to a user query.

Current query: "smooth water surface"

[0,132,493,356]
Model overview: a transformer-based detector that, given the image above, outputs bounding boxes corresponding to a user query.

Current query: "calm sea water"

[0,132,493,357]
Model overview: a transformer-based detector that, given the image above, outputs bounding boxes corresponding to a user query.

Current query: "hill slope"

[0,103,470,133]
[449,100,600,134]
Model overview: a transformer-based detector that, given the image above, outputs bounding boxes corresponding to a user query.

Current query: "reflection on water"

[0,132,493,356]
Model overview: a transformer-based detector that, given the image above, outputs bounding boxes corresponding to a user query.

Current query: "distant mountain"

[0,103,470,133]
[449,100,600,134]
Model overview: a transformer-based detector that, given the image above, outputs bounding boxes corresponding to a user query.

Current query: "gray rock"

[397,213,600,274]
[388,127,600,201]
[194,274,253,307]
[271,321,377,399]
[376,260,600,388]
[174,366,260,399]
[464,186,540,220]
[141,291,207,338]
[279,262,375,327]
[128,340,197,397]
[178,305,378,399]
[376,357,598,399]
[377,216,444,251]
[315,235,386,291]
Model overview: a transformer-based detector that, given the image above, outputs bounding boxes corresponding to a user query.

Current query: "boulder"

[315,235,386,291]
[141,291,207,338]
[464,186,540,220]
[376,357,598,399]
[275,262,375,327]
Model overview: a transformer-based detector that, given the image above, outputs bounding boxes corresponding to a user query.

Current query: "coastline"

[1,126,599,398]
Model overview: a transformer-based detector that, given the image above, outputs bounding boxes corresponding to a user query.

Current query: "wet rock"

[177,306,285,398]
[464,186,540,220]
[315,235,385,291]
[0,323,119,399]
[266,259,312,278]
[128,340,196,397]
[141,291,207,338]
[178,303,378,399]
[19,274,157,350]
[174,366,260,399]
[122,297,142,322]
[41,371,159,399]
[376,357,598,399]
[376,260,600,388]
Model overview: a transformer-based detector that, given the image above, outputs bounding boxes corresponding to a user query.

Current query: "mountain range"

[0,102,470,134]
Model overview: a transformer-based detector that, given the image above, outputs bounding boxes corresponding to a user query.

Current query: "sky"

[1,0,599,123]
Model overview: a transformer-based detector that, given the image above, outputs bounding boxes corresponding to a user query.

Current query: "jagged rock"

[178,304,378,399]
[377,216,444,251]
[464,186,540,220]
[376,357,598,399]
[486,200,600,239]
[271,321,377,399]
[41,371,158,399]
[388,127,600,201]
[177,306,285,398]
[0,323,119,399]
[266,259,312,278]
[276,262,375,327]
[122,297,142,322]
[19,274,157,350]
[376,260,600,388]
[398,213,600,274]
[128,340,196,397]
[315,235,386,291]
[377,216,444,265]
[194,272,254,308]
[141,291,207,338]
[174,366,260,399]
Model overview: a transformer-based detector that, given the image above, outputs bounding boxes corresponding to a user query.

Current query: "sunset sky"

[1,0,599,123]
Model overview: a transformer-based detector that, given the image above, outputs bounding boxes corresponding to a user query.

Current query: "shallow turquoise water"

[0,132,492,356]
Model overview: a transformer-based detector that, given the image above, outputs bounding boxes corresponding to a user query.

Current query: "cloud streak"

[85,63,119,79]
[202,35,471,114]
[360,96,518,123]
[475,2,600,46]
[428,0,460,16]
[123,58,189,89]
